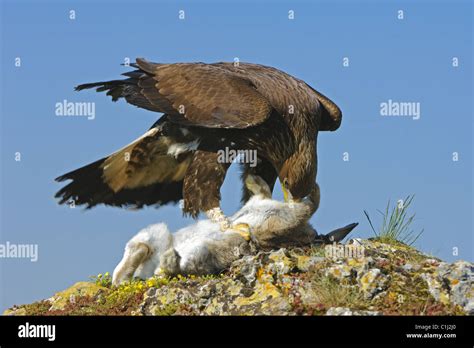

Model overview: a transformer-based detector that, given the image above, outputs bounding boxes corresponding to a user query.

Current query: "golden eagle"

[55,58,342,229]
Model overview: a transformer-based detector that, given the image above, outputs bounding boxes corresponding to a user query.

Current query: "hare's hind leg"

[112,242,151,286]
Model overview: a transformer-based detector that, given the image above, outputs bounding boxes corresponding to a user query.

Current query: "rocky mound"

[4,239,473,316]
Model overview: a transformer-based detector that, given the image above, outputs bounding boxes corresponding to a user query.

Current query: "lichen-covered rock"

[267,249,295,276]
[421,261,474,314]
[3,239,472,316]
[294,254,325,272]
[358,268,389,299]
[325,263,353,280]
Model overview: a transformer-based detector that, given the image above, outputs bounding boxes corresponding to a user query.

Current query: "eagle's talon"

[206,207,232,231]
[219,219,231,232]
[228,223,251,241]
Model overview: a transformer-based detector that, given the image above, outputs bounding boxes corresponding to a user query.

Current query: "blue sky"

[0,0,472,311]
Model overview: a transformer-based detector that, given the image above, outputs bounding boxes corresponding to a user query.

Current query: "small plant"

[197,273,224,281]
[145,276,170,288]
[106,280,147,306]
[364,195,423,246]
[309,245,326,257]
[90,272,112,288]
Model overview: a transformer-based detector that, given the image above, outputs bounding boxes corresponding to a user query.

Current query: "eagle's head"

[279,161,316,203]
[279,138,317,202]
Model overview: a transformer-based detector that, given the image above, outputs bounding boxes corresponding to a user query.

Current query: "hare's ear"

[244,174,272,198]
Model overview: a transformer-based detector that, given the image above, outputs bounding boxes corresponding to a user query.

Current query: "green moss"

[195,273,225,281]
[7,301,51,316]
[374,271,464,315]
[153,303,180,316]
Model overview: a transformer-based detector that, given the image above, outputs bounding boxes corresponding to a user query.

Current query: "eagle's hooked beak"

[282,184,289,202]
[282,178,296,203]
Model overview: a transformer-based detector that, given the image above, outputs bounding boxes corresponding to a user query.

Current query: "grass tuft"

[310,275,367,310]
[364,195,423,246]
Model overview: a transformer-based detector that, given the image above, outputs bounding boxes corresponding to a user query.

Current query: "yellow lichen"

[235,282,281,307]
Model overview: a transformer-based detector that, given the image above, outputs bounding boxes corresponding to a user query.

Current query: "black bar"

[0,315,472,346]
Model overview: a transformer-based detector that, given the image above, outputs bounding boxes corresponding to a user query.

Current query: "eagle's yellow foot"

[206,208,251,240]
[228,223,251,241]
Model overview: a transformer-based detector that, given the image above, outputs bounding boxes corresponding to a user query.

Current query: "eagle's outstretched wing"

[76,58,273,129]
[55,117,196,209]
[58,59,342,212]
